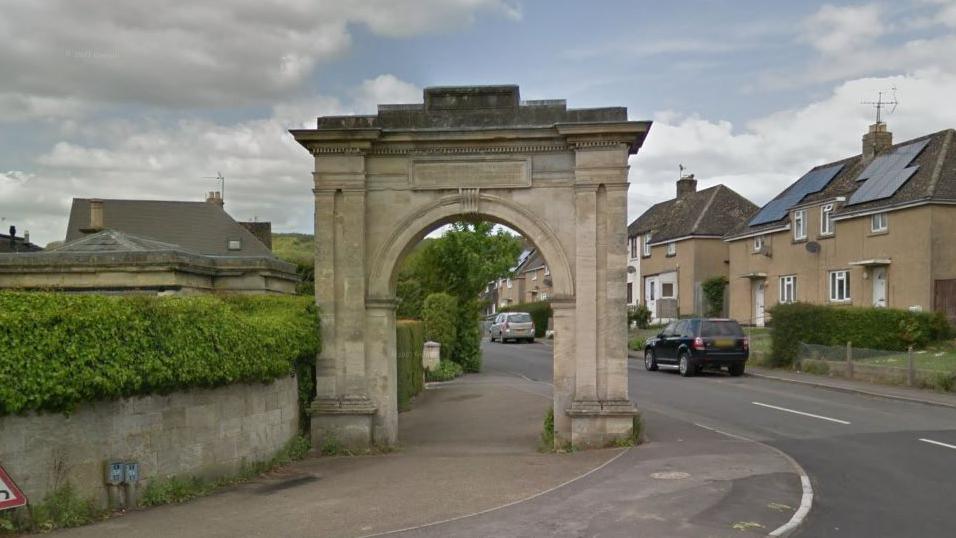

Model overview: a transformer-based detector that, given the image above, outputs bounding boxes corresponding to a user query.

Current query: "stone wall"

[0,376,299,508]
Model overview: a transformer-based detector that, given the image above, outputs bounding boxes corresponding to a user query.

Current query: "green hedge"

[396,320,425,411]
[501,301,552,337]
[0,293,319,416]
[768,302,952,367]
[422,293,458,361]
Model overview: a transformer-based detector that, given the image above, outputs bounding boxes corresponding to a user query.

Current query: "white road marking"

[919,438,956,451]
[752,402,851,425]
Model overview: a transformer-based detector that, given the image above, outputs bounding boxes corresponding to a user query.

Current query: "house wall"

[931,205,956,281]
[640,238,729,316]
[521,265,553,302]
[0,376,299,510]
[727,204,936,324]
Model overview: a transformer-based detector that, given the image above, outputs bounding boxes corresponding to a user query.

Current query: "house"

[626,220,640,307]
[629,175,758,321]
[724,122,956,325]
[0,194,298,294]
[517,249,552,303]
[0,226,42,253]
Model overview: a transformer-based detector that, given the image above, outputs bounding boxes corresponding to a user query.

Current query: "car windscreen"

[701,320,743,337]
[508,313,532,323]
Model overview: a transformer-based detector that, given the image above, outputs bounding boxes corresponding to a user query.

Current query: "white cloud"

[1,75,423,246]
[801,4,885,54]
[628,70,956,221]
[0,0,517,113]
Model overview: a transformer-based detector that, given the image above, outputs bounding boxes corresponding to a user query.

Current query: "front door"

[872,267,887,307]
[753,281,766,327]
[645,277,658,320]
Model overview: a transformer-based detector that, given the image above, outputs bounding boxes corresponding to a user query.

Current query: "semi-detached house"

[724,122,956,326]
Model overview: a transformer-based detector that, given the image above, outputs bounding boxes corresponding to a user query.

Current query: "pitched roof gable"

[628,184,758,243]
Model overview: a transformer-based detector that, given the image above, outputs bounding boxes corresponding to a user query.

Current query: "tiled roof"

[727,128,956,239]
[52,229,195,254]
[65,199,273,257]
[0,234,42,253]
[628,184,758,244]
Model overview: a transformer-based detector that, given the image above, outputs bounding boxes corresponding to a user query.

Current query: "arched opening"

[366,193,577,448]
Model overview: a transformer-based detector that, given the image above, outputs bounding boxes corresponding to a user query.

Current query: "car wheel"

[644,349,658,371]
[678,352,696,377]
[728,363,745,377]
[528,338,535,344]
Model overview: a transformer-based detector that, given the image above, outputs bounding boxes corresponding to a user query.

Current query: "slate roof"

[65,199,273,257]
[727,128,956,239]
[0,234,42,253]
[52,229,196,254]
[628,184,758,244]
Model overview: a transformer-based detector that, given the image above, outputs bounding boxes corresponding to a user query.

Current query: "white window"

[629,237,638,259]
[532,271,538,281]
[779,275,796,304]
[506,278,512,289]
[829,270,851,302]
[871,212,888,232]
[642,232,652,257]
[544,265,550,276]
[753,235,764,253]
[793,209,807,240]
[820,204,834,235]
[666,242,676,256]
[227,239,241,250]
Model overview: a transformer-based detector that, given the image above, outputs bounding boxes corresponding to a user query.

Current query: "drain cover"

[650,471,690,480]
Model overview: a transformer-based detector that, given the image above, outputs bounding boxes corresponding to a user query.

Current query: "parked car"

[489,312,536,343]
[643,318,749,377]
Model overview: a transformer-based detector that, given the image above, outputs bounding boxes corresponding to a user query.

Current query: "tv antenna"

[862,87,898,125]
[679,163,686,178]
[201,172,225,204]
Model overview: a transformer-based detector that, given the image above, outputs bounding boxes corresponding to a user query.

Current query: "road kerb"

[692,422,813,538]
[747,371,956,410]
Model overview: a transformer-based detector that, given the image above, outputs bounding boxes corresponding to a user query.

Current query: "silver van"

[489,312,535,343]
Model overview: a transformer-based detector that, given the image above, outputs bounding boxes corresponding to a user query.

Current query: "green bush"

[628,304,652,329]
[500,301,552,337]
[768,302,952,367]
[454,301,482,372]
[628,336,646,351]
[425,360,463,382]
[396,320,425,411]
[701,276,728,317]
[0,293,319,416]
[422,293,458,361]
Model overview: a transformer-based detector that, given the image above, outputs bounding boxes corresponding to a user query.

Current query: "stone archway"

[291,85,651,449]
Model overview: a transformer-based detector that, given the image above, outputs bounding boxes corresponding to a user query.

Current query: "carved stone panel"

[410,157,531,190]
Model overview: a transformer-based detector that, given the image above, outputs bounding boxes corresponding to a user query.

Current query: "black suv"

[643,318,749,377]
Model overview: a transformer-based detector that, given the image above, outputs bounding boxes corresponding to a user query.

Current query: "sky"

[3,0,956,246]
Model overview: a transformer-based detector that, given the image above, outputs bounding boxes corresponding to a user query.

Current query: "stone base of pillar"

[566,399,639,449]
[309,396,377,451]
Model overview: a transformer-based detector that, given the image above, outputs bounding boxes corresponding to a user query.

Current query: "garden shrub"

[628,304,652,329]
[0,293,319,416]
[422,293,458,361]
[500,301,552,337]
[454,301,482,372]
[768,302,951,367]
[396,320,425,411]
[701,276,728,317]
[425,360,463,382]
[628,336,646,351]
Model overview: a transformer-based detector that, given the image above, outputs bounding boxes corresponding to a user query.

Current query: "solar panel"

[748,163,845,226]
[848,139,929,205]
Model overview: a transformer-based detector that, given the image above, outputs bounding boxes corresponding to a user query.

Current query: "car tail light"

[743,337,750,351]
[693,337,705,350]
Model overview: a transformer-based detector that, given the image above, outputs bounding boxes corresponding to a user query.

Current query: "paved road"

[483,340,956,538]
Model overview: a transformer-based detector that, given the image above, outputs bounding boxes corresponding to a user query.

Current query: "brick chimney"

[206,191,224,207]
[676,174,697,198]
[80,199,104,233]
[863,122,893,162]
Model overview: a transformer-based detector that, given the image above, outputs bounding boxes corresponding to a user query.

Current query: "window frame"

[753,235,764,253]
[642,232,652,257]
[820,203,834,236]
[779,275,796,304]
[629,236,638,259]
[506,278,512,289]
[828,270,851,302]
[666,242,676,256]
[661,282,675,298]
[227,239,242,251]
[871,212,888,233]
[626,282,633,304]
[793,209,807,240]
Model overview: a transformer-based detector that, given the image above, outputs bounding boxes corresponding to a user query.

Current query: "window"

[532,270,537,281]
[871,212,888,232]
[662,282,675,298]
[779,275,796,304]
[829,270,851,302]
[506,278,512,289]
[626,283,633,304]
[648,281,656,301]
[820,204,834,235]
[544,265,550,276]
[793,209,807,240]
[753,235,764,253]
[227,239,242,251]
[629,236,638,259]
[666,242,676,256]
[642,232,652,257]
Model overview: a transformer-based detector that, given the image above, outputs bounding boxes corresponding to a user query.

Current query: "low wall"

[0,376,299,508]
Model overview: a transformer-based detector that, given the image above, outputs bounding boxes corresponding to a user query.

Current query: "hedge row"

[422,293,458,361]
[396,320,425,411]
[500,301,552,337]
[768,302,952,367]
[0,293,320,416]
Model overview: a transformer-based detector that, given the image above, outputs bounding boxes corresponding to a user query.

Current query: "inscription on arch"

[410,158,530,190]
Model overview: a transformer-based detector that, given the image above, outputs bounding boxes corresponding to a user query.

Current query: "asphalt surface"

[485,340,956,537]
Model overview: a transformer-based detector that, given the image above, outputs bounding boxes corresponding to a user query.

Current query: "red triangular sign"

[0,465,27,511]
